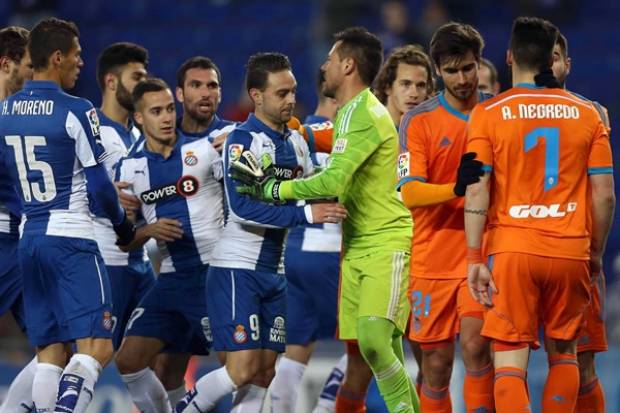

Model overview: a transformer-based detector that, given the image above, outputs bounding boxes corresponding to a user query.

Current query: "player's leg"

[407,340,423,394]
[270,344,316,412]
[231,349,278,412]
[576,352,604,413]
[419,341,454,413]
[0,355,37,413]
[336,343,372,413]
[153,353,192,407]
[313,353,347,413]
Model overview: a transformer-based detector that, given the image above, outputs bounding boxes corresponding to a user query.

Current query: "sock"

[0,356,37,413]
[167,382,188,408]
[335,386,366,413]
[420,383,451,413]
[32,362,62,413]
[270,357,306,412]
[415,374,422,397]
[175,366,237,413]
[576,377,605,413]
[463,363,494,413]
[392,337,419,412]
[494,367,530,413]
[543,354,579,413]
[313,355,347,413]
[121,367,171,413]
[231,384,267,412]
[54,354,101,413]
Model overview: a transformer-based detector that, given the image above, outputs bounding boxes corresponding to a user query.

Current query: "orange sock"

[464,363,494,413]
[576,377,605,413]
[335,386,366,413]
[543,353,579,413]
[494,367,531,413]
[420,383,451,413]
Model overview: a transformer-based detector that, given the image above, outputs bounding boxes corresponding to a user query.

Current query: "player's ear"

[175,86,184,103]
[566,57,572,76]
[249,88,261,107]
[505,50,513,67]
[51,49,63,68]
[133,110,143,125]
[0,56,10,74]
[343,57,355,76]
[105,73,117,92]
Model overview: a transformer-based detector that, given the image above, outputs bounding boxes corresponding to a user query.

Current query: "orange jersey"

[398,92,489,279]
[287,117,334,153]
[467,84,613,260]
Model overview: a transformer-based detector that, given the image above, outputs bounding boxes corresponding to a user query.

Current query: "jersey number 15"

[5,135,57,202]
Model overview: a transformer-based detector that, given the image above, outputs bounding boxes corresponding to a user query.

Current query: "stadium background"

[1,0,619,411]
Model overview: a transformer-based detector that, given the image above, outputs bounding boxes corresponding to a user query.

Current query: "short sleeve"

[467,104,493,172]
[587,120,613,175]
[397,113,429,189]
[65,101,106,167]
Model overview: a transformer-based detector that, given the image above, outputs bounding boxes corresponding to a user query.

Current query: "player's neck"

[254,111,285,134]
[33,70,62,87]
[336,79,366,108]
[444,89,478,114]
[101,97,130,128]
[145,133,177,158]
[512,68,538,87]
[181,114,213,135]
[0,80,9,100]
[386,100,402,127]
[314,103,336,121]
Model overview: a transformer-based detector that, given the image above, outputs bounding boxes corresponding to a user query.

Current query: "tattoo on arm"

[464,208,487,216]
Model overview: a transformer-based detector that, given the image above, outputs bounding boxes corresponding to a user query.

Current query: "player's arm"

[117,219,184,253]
[288,117,334,153]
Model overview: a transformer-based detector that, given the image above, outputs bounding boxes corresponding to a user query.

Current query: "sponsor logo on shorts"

[233,325,248,344]
[102,311,113,331]
[184,151,198,166]
[201,317,213,343]
[269,316,285,344]
[139,175,200,204]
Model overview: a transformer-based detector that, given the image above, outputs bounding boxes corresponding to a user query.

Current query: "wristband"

[467,247,484,264]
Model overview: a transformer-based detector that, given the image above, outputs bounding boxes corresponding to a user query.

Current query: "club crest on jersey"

[86,108,100,136]
[140,175,200,204]
[233,325,248,344]
[229,144,244,161]
[184,151,198,166]
[102,311,113,331]
[397,152,410,179]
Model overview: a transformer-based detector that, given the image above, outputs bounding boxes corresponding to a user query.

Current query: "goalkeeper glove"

[453,152,484,196]
[229,151,282,201]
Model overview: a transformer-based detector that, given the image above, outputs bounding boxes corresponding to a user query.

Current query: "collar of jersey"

[438,91,484,121]
[97,109,134,133]
[515,82,544,89]
[247,113,291,140]
[178,114,223,138]
[24,80,60,90]
[142,132,187,161]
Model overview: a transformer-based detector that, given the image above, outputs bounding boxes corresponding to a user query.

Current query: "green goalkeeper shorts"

[338,249,411,340]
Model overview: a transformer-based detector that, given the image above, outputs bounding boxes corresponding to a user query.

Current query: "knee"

[357,333,389,367]
[115,347,146,375]
[86,339,114,368]
[460,334,491,367]
[422,349,453,387]
[252,366,276,388]
[227,359,261,387]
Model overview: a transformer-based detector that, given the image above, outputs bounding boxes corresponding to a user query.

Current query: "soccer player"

[478,58,500,95]
[0,17,135,413]
[466,17,615,413]
[552,31,610,413]
[230,28,418,413]
[397,23,494,413]
[113,77,221,413]
[0,25,36,413]
[175,52,346,413]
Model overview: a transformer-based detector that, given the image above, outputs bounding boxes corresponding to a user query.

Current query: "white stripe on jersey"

[0,206,11,234]
[94,255,105,304]
[300,223,341,252]
[66,111,97,167]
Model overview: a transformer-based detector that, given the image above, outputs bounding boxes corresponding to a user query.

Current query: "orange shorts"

[577,272,607,353]
[481,252,590,345]
[408,277,484,343]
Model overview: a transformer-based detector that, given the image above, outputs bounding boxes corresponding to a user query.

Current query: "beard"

[116,80,135,112]
[185,100,215,125]
[446,81,476,101]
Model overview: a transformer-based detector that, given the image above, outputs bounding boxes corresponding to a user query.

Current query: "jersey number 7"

[5,135,57,202]
[524,127,559,192]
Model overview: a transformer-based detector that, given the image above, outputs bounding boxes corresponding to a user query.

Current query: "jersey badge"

[398,152,410,179]
[86,108,100,136]
[184,151,198,166]
[333,138,347,154]
[229,144,244,161]
[102,311,113,331]
[233,325,248,344]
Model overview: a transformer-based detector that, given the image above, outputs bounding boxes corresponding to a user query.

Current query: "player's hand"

[230,151,280,201]
[454,152,484,197]
[467,263,497,307]
[115,181,141,211]
[146,218,184,242]
[211,133,228,153]
[310,203,348,223]
[113,212,137,247]
[589,253,603,277]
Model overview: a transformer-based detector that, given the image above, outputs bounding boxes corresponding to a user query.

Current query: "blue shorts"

[207,266,286,353]
[19,234,113,347]
[0,236,25,331]
[107,262,156,350]
[284,249,339,345]
[124,266,211,355]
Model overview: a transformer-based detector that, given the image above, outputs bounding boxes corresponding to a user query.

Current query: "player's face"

[255,70,296,127]
[477,64,495,95]
[177,68,221,123]
[137,89,176,143]
[438,51,479,101]
[551,44,570,88]
[116,62,147,112]
[59,37,84,90]
[320,41,345,99]
[8,50,34,94]
[386,63,430,115]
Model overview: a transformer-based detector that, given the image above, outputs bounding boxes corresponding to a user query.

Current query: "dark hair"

[245,52,291,92]
[132,77,169,108]
[28,17,79,71]
[333,27,383,86]
[0,26,29,62]
[556,32,568,59]
[96,42,149,91]
[177,56,221,88]
[430,22,484,68]
[480,58,498,86]
[373,44,434,104]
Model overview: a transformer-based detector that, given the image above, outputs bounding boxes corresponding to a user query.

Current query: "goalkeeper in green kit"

[231,27,418,413]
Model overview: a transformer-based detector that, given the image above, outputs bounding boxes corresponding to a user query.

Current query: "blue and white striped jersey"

[211,113,314,273]
[0,81,107,240]
[116,133,224,273]
[181,114,236,143]
[91,110,147,267]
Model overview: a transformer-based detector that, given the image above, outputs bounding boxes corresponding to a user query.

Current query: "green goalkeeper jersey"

[279,88,412,254]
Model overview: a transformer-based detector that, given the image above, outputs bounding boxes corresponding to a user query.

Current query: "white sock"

[176,367,237,413]
[312,354,347,413]
[31,362,62,413]
[0,356,37,413]
[121,367,171,413]
[231,384,267,413]
[54,354,101,413]
[167,382,187,408]
[269,357,306,413]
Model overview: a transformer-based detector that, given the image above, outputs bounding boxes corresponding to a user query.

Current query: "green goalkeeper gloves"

[229,151,282,201]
